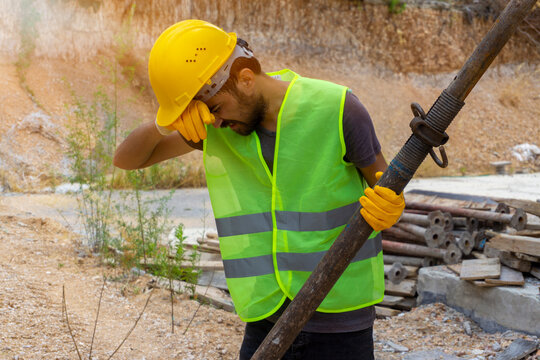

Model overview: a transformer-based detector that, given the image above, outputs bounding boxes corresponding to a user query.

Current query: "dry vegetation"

[0,0,539,190]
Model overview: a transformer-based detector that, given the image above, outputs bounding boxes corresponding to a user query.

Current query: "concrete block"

[417,266,540,335]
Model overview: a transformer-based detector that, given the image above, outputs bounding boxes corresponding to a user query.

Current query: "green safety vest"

[203,69,384,322]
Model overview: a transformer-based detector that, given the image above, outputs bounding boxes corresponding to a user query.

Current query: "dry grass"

[111,157,206,190]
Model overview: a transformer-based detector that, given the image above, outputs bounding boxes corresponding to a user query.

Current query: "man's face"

[206,86,267,136]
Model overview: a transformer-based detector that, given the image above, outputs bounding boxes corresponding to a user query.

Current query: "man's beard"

[237,94,267,135]
[221,93,267,136]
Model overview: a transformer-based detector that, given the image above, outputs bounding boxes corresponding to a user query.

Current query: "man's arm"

[113,121,196,170]
[358,152,387,187]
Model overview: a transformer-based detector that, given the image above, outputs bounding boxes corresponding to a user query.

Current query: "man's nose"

[212,116,223,129]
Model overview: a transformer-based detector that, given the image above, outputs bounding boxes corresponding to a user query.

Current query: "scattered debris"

[495,338,539,360]
[511,143,540,162]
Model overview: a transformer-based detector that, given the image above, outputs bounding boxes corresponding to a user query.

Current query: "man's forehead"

[206,92,232,107]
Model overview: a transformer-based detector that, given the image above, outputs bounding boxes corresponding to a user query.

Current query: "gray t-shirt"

[185,92,381,333]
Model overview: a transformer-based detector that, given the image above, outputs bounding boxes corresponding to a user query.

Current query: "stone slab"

[417,266,540,335]
[403,349,464,360]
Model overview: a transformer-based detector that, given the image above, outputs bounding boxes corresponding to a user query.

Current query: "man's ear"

[236,68,256,95]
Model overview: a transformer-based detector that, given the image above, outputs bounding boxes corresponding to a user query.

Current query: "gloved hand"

[155,100,215,142]
[359,171,405,231]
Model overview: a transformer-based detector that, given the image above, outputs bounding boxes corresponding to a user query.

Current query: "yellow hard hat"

[149,20,237,127]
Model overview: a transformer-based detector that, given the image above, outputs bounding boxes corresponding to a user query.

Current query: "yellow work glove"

[359,171,405,231]
[155,100,215,142]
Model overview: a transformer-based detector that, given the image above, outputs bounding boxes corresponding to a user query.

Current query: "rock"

[404,349,465,360]
[385,340,409,352]
[131,267,146,276]
[464,321,472,336]
[495,338,539,360]
[417,266,540,335]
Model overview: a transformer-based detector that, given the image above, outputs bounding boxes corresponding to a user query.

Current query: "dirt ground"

[0,55,539,191]
[1,201,539,360]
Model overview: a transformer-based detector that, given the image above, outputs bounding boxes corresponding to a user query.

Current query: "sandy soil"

[1,200,539,360]
[0,55,538,191]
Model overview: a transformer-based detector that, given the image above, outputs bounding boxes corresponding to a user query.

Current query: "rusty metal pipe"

[440,212,454,231]
[453,217,468,228]
[401,211,451,231]
[395,222,445,248]
[383,226,425,244]
[406,201,527,230]
[441,233,456,249]
[452,231,474,255]
[382,239,462,264]
[384,263,408,284]
[383,254,431,267]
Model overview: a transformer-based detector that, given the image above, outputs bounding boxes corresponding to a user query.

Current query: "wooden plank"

[141,259,224,271]
[484,244,532,273]
[375,306,401,318]
[485,266,525,286]
[184,243,220,254]
[530,266,540,280]
[393,297,416,311]
[488,233,540,257]
[471,251,487,259]
[384,279,417,297]
[460,258,500,280]
[180,260,224,271]
[447,263,462,275]
[514,252,540,262]
[199,238,220,247]
[471,280,500,287]
[404,265,419,277]
[495,338,539,360]
[514,230,540,238]
[153,276,234,312]
[380,295,404,307]
[491,198,540,217]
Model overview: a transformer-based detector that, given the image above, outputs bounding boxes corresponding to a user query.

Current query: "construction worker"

[114,20,405,360]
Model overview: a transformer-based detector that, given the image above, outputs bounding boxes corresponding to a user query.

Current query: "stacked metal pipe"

[378,197,539,317]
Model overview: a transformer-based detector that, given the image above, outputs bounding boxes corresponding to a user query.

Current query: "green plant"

[388,0,406,14]
[65,87,118,251]
[113,176,174,266]
[175,223,201,291]
[62,3,204,302]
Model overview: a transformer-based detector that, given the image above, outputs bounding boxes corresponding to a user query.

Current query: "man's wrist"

[155,120,174,136]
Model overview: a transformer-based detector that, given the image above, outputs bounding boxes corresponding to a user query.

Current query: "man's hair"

[218,38,261,96]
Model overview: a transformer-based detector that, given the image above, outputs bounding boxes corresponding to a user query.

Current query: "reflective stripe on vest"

[215,202,360,236]
[223,233,382,278]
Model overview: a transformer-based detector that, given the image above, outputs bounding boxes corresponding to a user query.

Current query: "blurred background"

[0,0,538,192]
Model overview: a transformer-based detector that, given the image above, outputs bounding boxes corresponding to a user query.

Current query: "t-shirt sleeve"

[342,92,381,168]
[181,132,204,151]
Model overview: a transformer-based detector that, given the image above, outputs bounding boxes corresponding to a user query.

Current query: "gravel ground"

[1,197,539,359]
